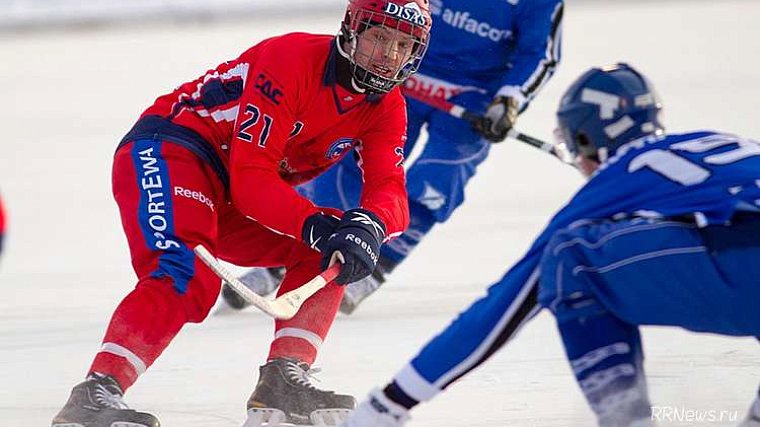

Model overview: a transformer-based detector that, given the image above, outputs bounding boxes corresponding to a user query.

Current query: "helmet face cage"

[556,63,664,162]
[342,0,431,93]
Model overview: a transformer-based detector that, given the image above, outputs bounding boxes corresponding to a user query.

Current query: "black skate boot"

[222,267,286,310]
[51,373,160,427]
[245,358,356,426]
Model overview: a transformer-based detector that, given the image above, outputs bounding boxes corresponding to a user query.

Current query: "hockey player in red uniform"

[51,1,431,426]
[0,193,5,259]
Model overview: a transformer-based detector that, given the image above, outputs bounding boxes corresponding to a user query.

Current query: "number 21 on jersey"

[237,103,273,147]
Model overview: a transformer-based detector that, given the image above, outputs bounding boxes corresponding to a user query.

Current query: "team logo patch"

[326,138,356,159]
[255,73,284,105]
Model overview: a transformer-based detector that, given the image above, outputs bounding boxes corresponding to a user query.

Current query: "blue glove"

[321,208,386,285]
[301,211,341,254]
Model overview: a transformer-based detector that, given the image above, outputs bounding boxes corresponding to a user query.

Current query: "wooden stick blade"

[270,263,341,317]
[193,245,292,319]
[194,244,341,320]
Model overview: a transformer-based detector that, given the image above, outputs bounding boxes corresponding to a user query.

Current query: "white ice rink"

[1,1,759,426]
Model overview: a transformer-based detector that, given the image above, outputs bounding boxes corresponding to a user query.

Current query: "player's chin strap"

[401,86,575,167]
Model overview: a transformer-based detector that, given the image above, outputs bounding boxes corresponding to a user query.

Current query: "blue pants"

[298,91,491,266]
[537,217,760,426]
[539,217,760,336]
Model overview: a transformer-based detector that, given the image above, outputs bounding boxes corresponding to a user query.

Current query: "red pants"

[90,139,344,390]
[0,193,5,257]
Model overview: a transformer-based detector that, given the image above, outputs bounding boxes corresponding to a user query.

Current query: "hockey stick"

[194,244,340,320]
[401,87,572,165]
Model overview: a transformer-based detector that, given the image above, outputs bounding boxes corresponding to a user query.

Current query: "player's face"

[575,155,600,178]
[354,25,416,78]
[553,127,598,177]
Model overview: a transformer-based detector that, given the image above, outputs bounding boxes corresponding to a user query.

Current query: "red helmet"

[341,0,432,93]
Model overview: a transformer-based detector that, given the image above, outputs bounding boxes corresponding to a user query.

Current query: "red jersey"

[126,33,409,240]
[0,194,5,235]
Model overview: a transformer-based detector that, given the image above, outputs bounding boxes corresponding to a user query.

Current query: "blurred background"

[0,0,344,30]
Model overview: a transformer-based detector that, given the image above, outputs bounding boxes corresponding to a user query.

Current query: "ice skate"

[244,358,355,426]
[339,269,385,315]
[741,413,760,427]
[221,267,285,310]
[339,388,410,427]
[740,395,760,427]
[51,372,160,427]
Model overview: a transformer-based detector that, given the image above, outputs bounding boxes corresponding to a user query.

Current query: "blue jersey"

[516,131,760,288]
[394,131,760,400]
[422,0,563,102]
[533,132,760,425]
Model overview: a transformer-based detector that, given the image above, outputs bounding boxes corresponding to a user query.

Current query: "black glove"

[301,211,341,254]
[321,208,386,285]
[473,96,519,142]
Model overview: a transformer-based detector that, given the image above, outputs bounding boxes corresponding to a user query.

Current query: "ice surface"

[1,1,758,426]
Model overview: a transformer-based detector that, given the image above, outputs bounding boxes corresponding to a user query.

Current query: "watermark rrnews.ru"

[651,405,739,424]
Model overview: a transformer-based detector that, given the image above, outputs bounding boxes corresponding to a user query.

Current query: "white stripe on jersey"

[520,2,563,102]
[195,105,239,123]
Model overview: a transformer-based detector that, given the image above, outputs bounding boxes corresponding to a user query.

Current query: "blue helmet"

[556,63,664,162]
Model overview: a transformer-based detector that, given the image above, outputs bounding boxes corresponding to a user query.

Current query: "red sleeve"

[228,39,319,239]
[0,194,5,235]
[356,93,410,239]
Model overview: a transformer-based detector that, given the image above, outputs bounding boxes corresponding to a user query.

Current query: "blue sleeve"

[498,0,563,107]
[401,254,540,397]
[394,207,577,401]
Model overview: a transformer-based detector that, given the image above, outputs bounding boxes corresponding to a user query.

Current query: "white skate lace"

[284,361,325,391]
[92,382,129,410]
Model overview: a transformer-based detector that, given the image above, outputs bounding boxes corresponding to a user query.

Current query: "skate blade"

[242,408,289,427]
[242,407,351,427]
[309,409,352,426]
